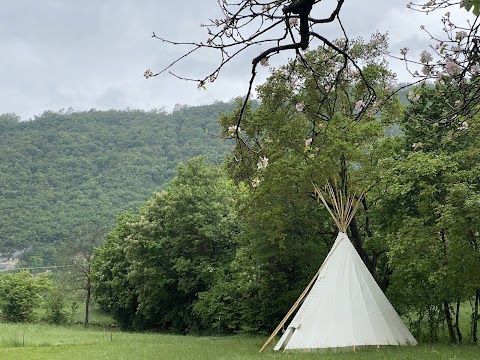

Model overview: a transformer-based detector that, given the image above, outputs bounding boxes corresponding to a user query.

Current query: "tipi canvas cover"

[260,182,417,352]
[273,231,417,351]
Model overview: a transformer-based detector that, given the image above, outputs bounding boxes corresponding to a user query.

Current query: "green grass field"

[0,322,478,360]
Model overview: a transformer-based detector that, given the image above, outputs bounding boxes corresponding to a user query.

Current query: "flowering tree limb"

[146,0,479,131]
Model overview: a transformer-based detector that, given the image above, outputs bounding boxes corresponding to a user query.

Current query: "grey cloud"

[0,1,475,120]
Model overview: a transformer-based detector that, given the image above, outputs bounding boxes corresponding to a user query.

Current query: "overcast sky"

[0,1,474,120]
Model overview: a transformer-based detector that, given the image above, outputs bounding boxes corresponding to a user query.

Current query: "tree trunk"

[455,300,462,343]
[443,302,457,343]
[428,305,439,342]
[473,288,479,345]
[349,216,374,275]
[84,276,91,328]
[338,153,374,277]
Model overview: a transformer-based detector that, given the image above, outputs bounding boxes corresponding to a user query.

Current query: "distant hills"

[0,101,237,266]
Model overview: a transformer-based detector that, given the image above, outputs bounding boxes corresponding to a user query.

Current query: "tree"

[92,157,240,332]
[220,35,400,269]
[60,225,105,328]
[0,271,52,323]
[91,211,144,330]
[0,106,233,265]
[148,0,478,125]
[192,38,403,333]
[397,1,480,122]
[374,83,480,343]
[44,287,69,325]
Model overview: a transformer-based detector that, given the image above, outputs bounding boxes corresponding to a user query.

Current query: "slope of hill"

[0,102,236,265]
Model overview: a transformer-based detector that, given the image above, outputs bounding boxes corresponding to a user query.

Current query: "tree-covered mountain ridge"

[0,101,238,266]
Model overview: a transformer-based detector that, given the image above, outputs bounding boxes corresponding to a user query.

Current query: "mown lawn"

[0,323,477,360]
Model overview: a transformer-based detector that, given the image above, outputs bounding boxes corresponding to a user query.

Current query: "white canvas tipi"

[260,182,417,352]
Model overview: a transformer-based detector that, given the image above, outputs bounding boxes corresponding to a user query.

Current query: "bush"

[44,288,68,325]
[0,271,52,322]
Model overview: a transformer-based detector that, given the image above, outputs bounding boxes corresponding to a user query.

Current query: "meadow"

[0,322,477,360]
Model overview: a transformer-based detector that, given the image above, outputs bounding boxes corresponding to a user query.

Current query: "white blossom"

[422,65,432,76]
[407,91,420,102]
[420,50,433,64]
[295,103,305,112]
[456,31,468,40]
[257,156,268,169]
[305,138,312,147]
[227,125,241,136]
[252,178,261,187]
[287,78,297,91]
[452,45,463,53]
[445,60,461,76]
[458,121,469,130]
[354,100,365,110]
[260,57,269,67]
[412,142,423,149]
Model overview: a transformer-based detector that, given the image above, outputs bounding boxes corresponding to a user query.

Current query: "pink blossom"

[445,60,461,76]
[422,65,432,76]
[305,138,312,147]
[354,100,365,110]
[420,50,433,64]
[289,17,299,27]
[143,69,153,78]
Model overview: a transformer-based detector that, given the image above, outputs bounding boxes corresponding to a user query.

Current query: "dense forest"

[0,37,478,346]
[89,37,480,343]
[0,102,237,265]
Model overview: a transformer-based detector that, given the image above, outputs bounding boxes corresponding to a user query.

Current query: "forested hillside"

[0,102,236,265]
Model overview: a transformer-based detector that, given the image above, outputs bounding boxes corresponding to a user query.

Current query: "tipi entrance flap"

[273,326,295,351]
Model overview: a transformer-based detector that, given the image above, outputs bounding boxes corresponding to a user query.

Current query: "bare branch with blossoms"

[408,0,480,15]
[400,1,480,124]
[146,0,388,132]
